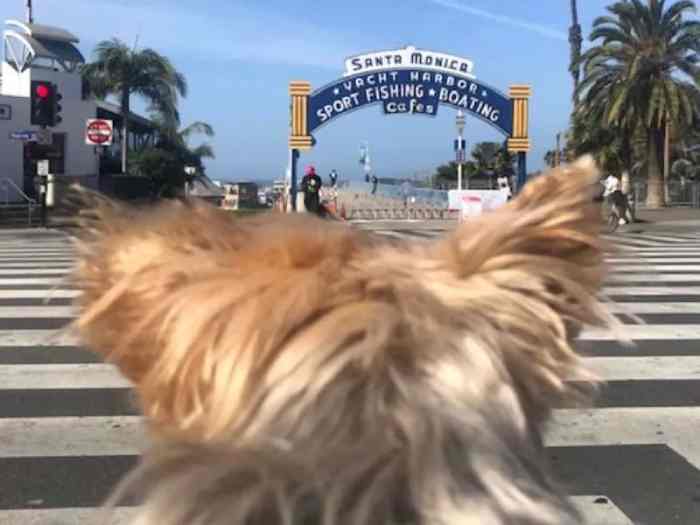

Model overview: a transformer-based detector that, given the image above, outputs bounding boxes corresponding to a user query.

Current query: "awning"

[5,20,79,43]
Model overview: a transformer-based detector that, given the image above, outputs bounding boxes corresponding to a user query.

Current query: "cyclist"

[603,174,632,225]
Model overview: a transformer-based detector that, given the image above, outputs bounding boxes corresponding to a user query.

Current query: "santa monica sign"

[287,46,532,208]
[344,46,475,78]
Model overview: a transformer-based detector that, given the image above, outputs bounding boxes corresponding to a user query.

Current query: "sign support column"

[37,159,49,228]
[289,81,313,212]
[506,85,532,194]
[455,110,466,190]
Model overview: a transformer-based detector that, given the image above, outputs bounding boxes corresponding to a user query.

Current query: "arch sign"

[288,46,531,210]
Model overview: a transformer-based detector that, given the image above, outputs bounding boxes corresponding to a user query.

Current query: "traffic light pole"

[40,176,47,228]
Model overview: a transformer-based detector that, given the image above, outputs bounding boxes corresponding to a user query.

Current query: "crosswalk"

[2,226,700,524]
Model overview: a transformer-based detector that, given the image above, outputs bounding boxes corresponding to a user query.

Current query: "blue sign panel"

[308,69,513,136]
[8,130,36,141]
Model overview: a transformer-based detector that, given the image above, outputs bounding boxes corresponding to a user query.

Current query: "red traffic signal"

[35,83,50,99]
[30,81,61,127]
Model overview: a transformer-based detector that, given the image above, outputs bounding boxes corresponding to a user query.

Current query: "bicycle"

[602,199,621,233]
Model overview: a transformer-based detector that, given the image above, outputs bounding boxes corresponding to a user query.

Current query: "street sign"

[35,128,52,145]
[85,119,113,146]
[9,130,35,141]
[37,160,49,176]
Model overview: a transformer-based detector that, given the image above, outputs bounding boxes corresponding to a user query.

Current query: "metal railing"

[335,181,453,220]
[630,181,700,209]
[0,177,37,226]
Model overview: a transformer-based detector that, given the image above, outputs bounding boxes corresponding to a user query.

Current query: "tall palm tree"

[577,0,700,207]
[569,0,583,106]
[82,38,188,174]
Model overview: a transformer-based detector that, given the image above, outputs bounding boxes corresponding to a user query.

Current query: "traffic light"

[54,89,63,126]
[30,81,61,127]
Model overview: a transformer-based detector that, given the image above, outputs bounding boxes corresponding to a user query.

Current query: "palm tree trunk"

[569,0,582,106]
[664,117,671,204]
[646,128,665,208]
[120,87,130,174]
[621,170,630,194]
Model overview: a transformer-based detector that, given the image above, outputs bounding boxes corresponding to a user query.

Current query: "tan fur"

[72,156,614,524]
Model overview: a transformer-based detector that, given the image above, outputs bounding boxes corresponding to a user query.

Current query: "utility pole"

[26,0,34,24]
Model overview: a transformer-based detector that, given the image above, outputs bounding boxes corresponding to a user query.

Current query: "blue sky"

[3,0,622,182]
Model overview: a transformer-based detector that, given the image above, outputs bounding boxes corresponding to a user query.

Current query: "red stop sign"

[86,120,112,145]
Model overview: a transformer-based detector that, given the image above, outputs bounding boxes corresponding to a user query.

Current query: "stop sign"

[85,119,113,146]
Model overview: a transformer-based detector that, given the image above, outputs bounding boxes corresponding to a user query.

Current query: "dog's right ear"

[424,156,615,420]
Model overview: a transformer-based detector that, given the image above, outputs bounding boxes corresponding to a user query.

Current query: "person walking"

[301,165,323,215]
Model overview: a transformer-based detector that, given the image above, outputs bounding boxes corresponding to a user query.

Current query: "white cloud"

[429,0,568,41]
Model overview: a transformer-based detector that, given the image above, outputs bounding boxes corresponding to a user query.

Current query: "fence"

[334,181,455,220]
[629,181,700,211]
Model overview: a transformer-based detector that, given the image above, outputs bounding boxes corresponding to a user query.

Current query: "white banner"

[447,190,508,212]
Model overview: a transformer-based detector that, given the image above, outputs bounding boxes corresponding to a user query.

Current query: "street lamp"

[455,111,466,190]
[184,166,196,198]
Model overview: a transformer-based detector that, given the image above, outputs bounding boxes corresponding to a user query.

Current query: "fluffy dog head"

[73,156,611,524]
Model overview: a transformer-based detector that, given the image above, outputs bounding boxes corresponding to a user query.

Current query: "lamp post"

[455,111,466,190]
[184,166,196,198]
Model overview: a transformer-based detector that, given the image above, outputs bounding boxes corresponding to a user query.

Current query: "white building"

[0,19,155,204]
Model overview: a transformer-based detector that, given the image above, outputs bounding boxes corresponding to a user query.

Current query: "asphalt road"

[1,224,700,524]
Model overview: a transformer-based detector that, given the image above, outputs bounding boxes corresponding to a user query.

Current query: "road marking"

[0,507,138,525]
[606,302,700,314]
[0,277,71,285]
[602,286,700,295]
[612,265,700,272]
[0,306,76,317]
[571,496,634,525]
[608,273,700,282]
[580,324,700,340]
[0,329,79,346]
[0,364,130,390]
[0,416,144,457]
[0,289,79,299]
[547,407,700,470]
[585,356,700,380]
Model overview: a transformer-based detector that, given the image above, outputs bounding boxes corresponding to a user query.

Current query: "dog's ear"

[72,199,370,437]
[426,156,613,419]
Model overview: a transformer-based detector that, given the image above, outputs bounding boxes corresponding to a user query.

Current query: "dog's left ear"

[427,156,612,417]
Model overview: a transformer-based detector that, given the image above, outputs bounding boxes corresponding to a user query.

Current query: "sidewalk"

[634,207,700,222]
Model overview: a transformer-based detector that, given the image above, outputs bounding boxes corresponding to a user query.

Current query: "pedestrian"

[497,173,512,200]
[329,170,338,187]
[371,174,378,195]
[301,165,323,215]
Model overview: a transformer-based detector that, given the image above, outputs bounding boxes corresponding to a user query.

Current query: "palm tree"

[569,0,583,105]
[471,142,500,174]
[82,38,188,174]
[154,118,216,169]
[577,0,700,207]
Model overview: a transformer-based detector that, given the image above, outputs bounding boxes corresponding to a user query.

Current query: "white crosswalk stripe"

[2,226,700,524]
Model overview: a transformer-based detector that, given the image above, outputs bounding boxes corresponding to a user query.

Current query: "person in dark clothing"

[301,165,323,215]
[371,174,378,195]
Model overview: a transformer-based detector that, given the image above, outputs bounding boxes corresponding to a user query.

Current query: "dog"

[71,155,614,525]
